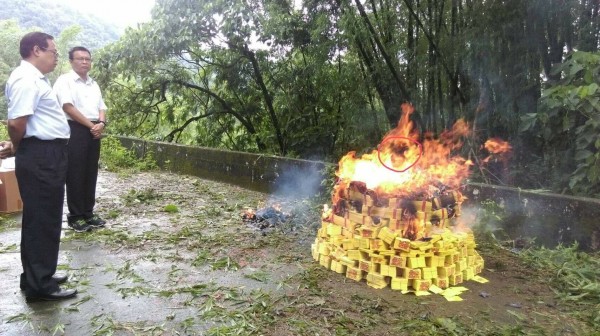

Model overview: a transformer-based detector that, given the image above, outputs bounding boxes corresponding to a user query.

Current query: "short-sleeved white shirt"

[5,60,70,140]
[53,70,107,120]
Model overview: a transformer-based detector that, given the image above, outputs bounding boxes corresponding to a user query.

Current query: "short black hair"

[19,32,54,58]
[68,46,91,60]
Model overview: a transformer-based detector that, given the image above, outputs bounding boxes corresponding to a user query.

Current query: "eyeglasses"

[73,57,92,62]
[39,46,59,57]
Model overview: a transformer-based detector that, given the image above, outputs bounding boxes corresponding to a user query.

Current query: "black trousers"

[16,137,68,296]
[66,121,101,222]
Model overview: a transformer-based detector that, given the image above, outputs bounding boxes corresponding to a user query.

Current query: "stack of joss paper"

[312,185,485,296]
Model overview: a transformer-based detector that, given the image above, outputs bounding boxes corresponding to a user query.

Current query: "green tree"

[0,19,30,120]
[0,21,82,119]
[92,0,599,196]
[49,25,83,82]
[520,51,600,196]
[95,0,385,159]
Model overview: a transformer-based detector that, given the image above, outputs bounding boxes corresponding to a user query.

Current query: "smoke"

[269,163,325,199]
[455,202,510,246]
[244,163,327,238]
[460,186,578,249]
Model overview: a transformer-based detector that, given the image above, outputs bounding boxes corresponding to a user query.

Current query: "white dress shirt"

[53,70,107,120]
[5,60,70,140]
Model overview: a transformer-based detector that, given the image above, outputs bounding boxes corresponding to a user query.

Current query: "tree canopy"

[92,0,599,196]
[1,0,599,197]
[0,0,120,50]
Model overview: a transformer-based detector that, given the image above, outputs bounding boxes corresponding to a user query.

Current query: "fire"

[484,138,512,154]
[311,103,497,294]
[241,202,289,226]
[482,138,512,163]
[242,208,256,221]
[334,103,472,203]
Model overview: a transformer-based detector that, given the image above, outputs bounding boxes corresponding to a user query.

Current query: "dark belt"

[22,137,69,145]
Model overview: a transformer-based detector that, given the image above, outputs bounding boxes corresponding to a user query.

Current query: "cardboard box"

[0,169,22,213]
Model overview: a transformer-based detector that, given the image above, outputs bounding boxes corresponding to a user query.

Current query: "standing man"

[6,32,76,301]
[54,46,107,232]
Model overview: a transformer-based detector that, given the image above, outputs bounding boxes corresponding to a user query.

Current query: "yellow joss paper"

[472,275,489,283]
[428,284,444,294]
[442,287,468,298]
[444,295,463,302]
[313,197,489,295]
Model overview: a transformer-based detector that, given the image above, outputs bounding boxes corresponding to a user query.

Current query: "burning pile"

[312,103,500,296]
[242,203,289,231]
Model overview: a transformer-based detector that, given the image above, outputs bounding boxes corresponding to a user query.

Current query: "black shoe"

[26,288,77,302]
[68,219,92,232]
[86,215,106,228]
[20,273,69,291]
[52,273,69,284]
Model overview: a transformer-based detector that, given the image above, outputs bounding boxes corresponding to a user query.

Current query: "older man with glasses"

[5,31,76,302]
[53,46,108,233]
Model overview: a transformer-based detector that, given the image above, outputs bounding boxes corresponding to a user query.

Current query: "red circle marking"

[377,136,423,172]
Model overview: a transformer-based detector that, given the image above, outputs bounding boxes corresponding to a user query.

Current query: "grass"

[520,243,600,328]
[121,188,160,205]
[244,270,270,283]
[90,314,166,336]
[0,243,17,253]
[0,215,20,233]
[99,135,157,174]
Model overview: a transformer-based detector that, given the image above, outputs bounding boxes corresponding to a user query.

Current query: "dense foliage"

[0,0,599,197]
[99,135,157,174]
[521,51,600,195]
[93,0,599,196]
[0,19,100,119]
[0,0,120,119]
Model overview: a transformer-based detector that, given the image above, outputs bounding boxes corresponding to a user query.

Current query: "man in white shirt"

[6,32,77,302]
[54,46,107,232]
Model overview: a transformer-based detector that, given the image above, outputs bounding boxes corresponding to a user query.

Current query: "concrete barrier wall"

[463,183,600,251]
[117,137,599,251]
[117,137,330,196]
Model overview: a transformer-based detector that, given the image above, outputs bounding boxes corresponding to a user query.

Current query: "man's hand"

[0,141,14,159]
[90,123,105,139]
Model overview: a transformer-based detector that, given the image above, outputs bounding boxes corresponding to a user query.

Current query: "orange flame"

[334,103,472,203]
[242,208,256,221]
[484,138,512,154]
[483,138,512,163]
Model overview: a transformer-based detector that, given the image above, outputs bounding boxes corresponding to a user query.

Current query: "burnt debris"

[242,206,290,231]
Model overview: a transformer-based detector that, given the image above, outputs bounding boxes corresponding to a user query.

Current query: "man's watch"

[99,121,107,126]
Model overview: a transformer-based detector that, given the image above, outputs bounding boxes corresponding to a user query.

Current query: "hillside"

[0,0,120,50]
